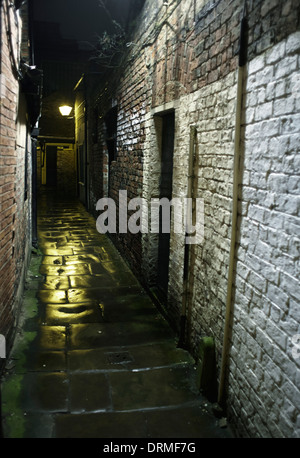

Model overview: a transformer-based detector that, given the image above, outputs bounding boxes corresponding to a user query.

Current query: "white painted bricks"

[232,31,300,438]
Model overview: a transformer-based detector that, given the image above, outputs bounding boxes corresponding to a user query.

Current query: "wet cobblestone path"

[1,192,233,438]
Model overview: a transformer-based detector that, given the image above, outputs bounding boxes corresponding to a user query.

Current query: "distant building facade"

[32,21,89,196]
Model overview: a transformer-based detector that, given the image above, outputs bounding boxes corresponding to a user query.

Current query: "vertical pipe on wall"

[31,136,38,248]
[28,0,39,248]
[84,75,89,209]
[28,0,35,66]
[217,10,248,409]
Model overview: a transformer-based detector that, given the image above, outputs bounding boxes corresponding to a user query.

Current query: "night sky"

[32,0,132,50]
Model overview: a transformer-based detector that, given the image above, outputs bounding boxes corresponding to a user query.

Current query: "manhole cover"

[106,351,134,365]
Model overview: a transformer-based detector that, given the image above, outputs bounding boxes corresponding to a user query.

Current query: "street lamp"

[59,105,73,116]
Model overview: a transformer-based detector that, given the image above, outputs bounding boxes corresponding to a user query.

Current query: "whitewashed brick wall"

[229,31,300,438]
[143,69,237,343]
[142,28,300,438]
[107,0,299,438]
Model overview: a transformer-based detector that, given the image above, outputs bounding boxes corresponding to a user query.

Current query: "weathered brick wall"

[84,0,300,437]
[142,0,300,438]
[229,31,300,438]
[139,0,241,343]
[56,145,76,195]
[85,67,148,268]
[110,79,146,268]
[87,98,109,215]
[0,3,32,359]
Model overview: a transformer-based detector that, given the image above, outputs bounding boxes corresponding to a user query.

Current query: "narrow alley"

[1,190,233,438]
[1,0,299,439]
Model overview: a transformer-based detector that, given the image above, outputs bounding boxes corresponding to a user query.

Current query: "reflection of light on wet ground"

[45,304,97,325]
[39,264,91,276]
[99,302,105,319]
[0,192,234,438]
[42,276,70,290]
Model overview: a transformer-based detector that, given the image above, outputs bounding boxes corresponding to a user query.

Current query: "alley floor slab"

[1,191,234,439]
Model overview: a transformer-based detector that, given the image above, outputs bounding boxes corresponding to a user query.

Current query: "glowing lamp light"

[59,105,72,116]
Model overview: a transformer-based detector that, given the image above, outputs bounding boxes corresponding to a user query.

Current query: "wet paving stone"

[55,411,148,438]
[66,236,100,243]
[71,247,103,255]
[44,303,104,325]
[69,229,90,234]
[67,342,193,373]
[79,239,111,248]
[54,404,231,439]
[97,246,121,262]
[42,276,70,290]
[67,288,107,303]
[69,275,116,289]
[1,192,234,439]
[37,241,57,249]
[68,348,123,372]
[57,241,83,248]
[38,290,67,304]
[39,236,68,244]
[69,372,111,413]
[89,261,128,276]
[144,405,232,438]
[96,293,161,323]
[38,326,67,350]
[26,351,67,372]
[67,285,144,304]
[69,320,175,349]
[21,373,68,413]
[110,342,195,371]
[39,264,91,276]
[67,288,94,303]
[64,254,102,264]
[42,248,74,256]
[109,366,199,411]
[42,231,71,237]
[89,263,139,287]
[110,271,140,287]
[41,256,63,265]
[68,323,112,349]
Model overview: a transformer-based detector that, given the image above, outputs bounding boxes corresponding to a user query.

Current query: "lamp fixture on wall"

[59,105,73,116]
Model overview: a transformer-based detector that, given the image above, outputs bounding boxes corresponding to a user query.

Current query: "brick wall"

[229,31,300,438]
[89,122,109,214]
[56,145,76,195]
[0,2,32,361]
[81,0,300,437]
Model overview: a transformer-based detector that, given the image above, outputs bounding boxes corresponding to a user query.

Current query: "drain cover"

[106,351,134,365]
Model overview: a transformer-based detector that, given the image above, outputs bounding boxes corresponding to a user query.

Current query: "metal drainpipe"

[217,11,248,409]
[31,137,38,248]
[84,75,89,209]
[28,0,38,248]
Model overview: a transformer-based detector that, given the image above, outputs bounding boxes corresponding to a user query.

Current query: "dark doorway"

[105,106,118,165]
[46,145,57,186]
[157,111,175,297]
[77,144,87,206]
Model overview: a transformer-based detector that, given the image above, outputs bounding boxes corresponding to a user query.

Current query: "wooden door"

[157,112,175,297]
